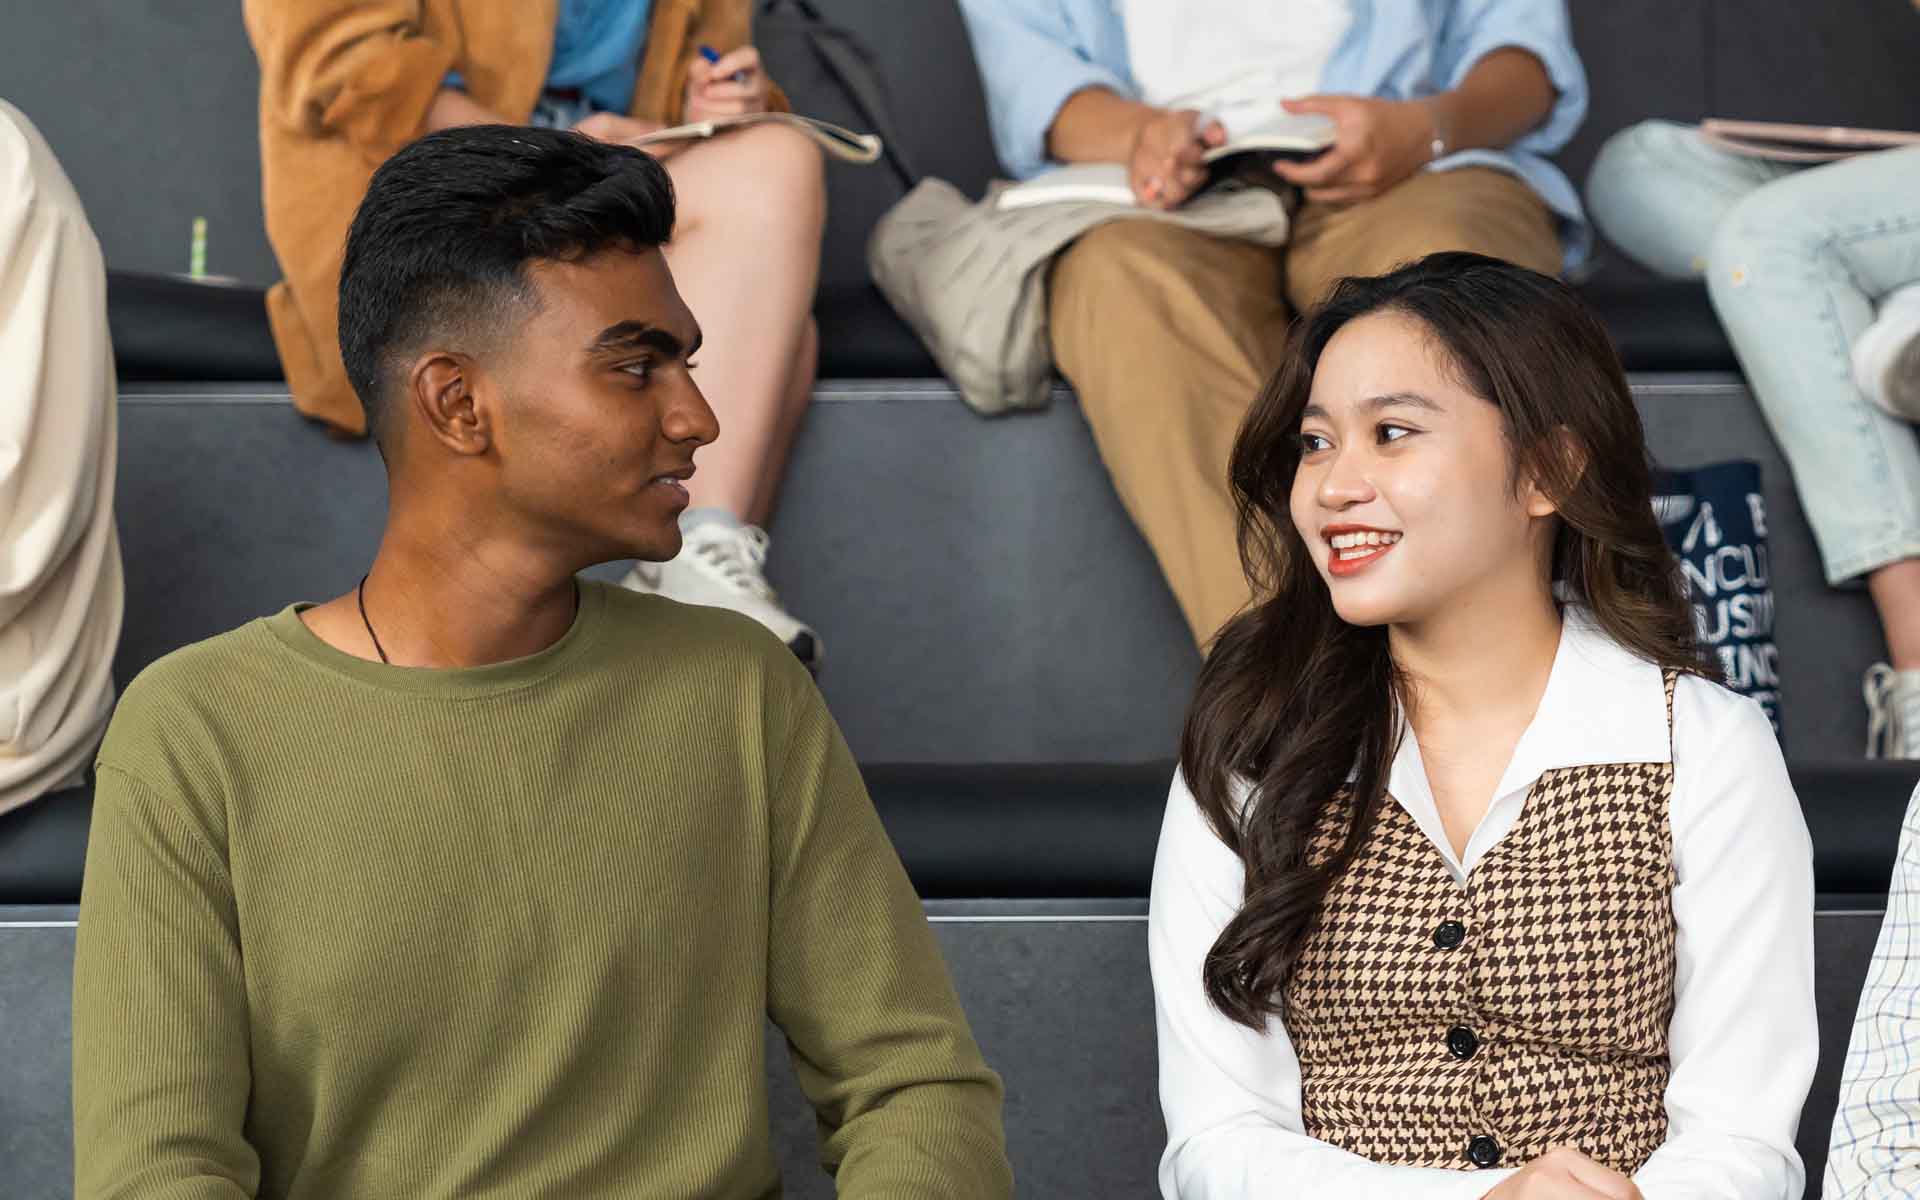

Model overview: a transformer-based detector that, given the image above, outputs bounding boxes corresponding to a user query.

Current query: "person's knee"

[1706,179,1819,291]
[1587,121,1672,221]
[1597,119,1699,176]
[678,124,824,242]
[728,123,825,218]
[1586,120,1727,270]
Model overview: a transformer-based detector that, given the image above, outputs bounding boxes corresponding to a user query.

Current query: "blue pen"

[698,44,752,86]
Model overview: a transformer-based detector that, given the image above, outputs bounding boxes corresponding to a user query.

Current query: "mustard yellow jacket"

[243,0,780,434]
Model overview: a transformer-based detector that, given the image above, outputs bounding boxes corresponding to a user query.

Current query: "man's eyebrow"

[586,320,704,358]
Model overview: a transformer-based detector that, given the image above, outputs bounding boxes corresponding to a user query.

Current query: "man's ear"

[407,351,491,457]
[1524,426,1588,519]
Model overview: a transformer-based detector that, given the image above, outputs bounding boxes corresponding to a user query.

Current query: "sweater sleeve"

[73,764,258,1199]
[242,0,457,162]
[761,652,1011,1199]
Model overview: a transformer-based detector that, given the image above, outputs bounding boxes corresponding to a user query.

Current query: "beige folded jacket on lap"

[868,177,1290,416]
[0,99,122,815]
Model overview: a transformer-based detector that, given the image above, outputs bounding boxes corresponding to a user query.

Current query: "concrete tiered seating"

[7,763,1918,1197]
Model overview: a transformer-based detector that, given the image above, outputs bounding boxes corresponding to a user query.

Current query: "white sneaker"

[621,521,822,671]
[1864,663,1920,758]
[1854,283,1920,422]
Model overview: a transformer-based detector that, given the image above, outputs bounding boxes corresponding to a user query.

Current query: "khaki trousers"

[1047,167,1563,648]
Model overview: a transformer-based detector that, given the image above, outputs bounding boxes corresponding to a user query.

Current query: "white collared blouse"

[1150,613,1817,1198]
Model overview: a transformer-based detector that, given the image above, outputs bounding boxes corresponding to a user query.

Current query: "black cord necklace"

[356,574,580,667]
[356,574,390,664]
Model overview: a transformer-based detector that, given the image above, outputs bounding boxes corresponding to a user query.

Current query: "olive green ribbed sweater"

[73,582,1009,1199]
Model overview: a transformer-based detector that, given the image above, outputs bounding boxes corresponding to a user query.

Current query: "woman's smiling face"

[1289,309,1560,629]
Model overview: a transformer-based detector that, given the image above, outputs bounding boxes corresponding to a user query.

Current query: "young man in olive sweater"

[72,125,1010,1199]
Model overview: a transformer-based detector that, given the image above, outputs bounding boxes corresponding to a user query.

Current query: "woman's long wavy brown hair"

[1181,251,1707,1030]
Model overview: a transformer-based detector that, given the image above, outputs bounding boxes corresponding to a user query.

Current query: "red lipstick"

[1322,524,1401,578]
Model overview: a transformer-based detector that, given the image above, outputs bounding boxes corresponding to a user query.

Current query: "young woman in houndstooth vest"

[1151,253,1817,1199]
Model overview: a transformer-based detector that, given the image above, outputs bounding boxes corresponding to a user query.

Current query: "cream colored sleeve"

[0,100,122,815]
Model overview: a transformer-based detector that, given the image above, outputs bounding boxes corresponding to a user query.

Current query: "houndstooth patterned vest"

[1281,673,1680,1174]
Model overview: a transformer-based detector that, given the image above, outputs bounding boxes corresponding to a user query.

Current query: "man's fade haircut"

[338,123,675,446]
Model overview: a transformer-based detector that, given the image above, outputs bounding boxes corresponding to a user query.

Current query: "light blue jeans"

[1586,120,1920,584]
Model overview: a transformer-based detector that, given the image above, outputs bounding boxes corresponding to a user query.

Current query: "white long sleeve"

[1631,680,1816,1198]
[0,100,122,813]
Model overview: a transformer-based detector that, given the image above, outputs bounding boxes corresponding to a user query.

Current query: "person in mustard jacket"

[244,0,826,665]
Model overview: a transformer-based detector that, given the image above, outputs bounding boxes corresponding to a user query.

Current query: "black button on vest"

[1467,1135,1503,1168]
[1433,919,1466,949]
[1445,1025,1479,1059]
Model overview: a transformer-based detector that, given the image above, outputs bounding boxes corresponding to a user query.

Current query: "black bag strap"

[759,0,922,190]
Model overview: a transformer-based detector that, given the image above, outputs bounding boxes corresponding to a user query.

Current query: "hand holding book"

[1130,109,1227,210]
[1269,95,1440,205]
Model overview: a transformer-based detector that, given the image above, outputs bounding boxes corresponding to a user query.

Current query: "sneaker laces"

[690,524,776,601]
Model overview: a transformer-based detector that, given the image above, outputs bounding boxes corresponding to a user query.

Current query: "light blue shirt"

[548,0,654,115]
[446,0,653,118]
[955,0,1592,266]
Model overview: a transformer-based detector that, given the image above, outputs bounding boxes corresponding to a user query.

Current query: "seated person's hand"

[573,112,664,142]
[1271,94,1436,206]
[1481,1147,1644,1200]
[686,46,772,121]
[572,112,686,159]
[1129,108,1226,210]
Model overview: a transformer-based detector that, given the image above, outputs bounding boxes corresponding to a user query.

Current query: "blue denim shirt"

[955,0,1591,266]
[547,0,654,114]
[448,0,653,121]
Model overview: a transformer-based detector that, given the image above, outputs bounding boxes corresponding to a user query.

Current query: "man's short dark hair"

[338,124,676,445]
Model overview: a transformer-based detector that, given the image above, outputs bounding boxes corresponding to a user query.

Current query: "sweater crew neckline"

[262,578,609,698]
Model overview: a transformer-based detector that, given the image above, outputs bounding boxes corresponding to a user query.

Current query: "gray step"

[116,376,1880,763]
[4,903,1881,1198]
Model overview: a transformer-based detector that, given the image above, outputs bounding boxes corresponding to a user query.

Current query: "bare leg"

[751,318,818,527]
[1870,560,1920,670]
[661,124,824,521]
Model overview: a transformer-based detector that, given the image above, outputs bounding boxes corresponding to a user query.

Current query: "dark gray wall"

[5,1,1918,291]
[2,0,277,285]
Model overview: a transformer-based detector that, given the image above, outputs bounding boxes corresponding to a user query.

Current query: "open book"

[997,111,1333,211]
[1699,119,1920,163]
[626,112,884,164]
